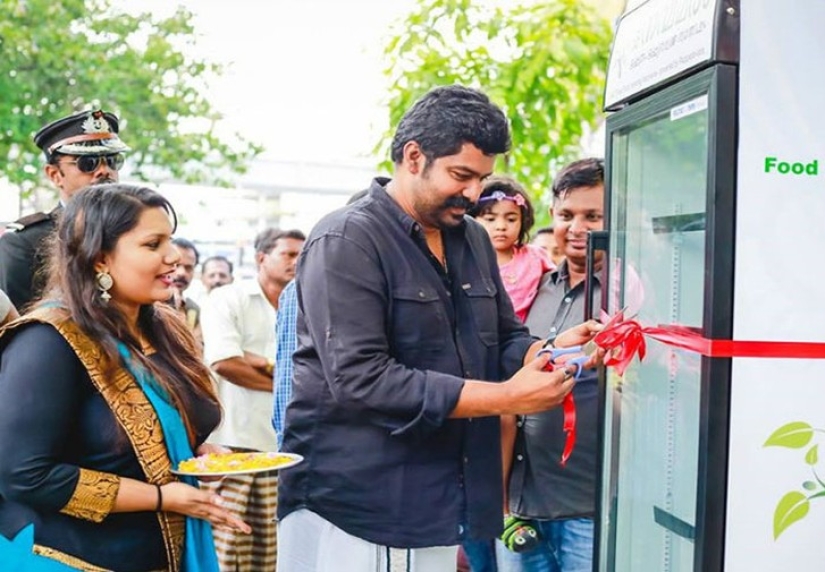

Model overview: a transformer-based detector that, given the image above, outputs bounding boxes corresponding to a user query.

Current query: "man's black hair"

[552,158,605,199]
[172,237,200,264]
[390,85,511,165]
[254,228,306,255]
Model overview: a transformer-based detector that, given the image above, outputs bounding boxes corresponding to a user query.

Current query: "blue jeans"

[518,518,594,572]
[463,538,496,572]
[463,538,525,572]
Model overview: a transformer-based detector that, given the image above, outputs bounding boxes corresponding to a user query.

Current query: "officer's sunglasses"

[62,153,125,173]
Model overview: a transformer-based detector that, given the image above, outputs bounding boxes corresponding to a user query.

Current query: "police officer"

[0,109,130,310]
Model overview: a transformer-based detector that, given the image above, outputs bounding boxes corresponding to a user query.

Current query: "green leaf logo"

[806,445,819,466]
[764,422,814,449]
[774,491,810,539]
[803,481,818,491]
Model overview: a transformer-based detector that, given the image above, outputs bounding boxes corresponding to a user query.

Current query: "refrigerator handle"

[584,230,610,321]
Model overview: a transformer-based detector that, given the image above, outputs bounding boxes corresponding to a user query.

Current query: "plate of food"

[171,452,303,477]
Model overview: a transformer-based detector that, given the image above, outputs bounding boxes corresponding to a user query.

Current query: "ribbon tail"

[560,392,576,467]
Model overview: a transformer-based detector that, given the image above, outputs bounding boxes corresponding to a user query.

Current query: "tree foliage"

[0,0,262,196]
[379,0,612,216]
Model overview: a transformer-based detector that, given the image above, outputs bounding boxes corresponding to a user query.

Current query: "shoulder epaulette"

[5,212,51,232]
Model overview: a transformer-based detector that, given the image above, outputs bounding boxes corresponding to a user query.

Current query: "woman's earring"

[96,271,113,303]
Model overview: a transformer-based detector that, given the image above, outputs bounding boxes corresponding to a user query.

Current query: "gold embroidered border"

[11,308,184,571]
[33,544,112,571]
[59,468,119,522]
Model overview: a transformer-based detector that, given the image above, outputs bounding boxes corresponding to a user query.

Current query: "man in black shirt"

[277,86,601,572]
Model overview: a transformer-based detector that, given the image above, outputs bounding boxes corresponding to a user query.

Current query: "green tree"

[378,0,612,219]
[0,0,262,197]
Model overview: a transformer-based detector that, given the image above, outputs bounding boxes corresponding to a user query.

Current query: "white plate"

[171,452,303,477]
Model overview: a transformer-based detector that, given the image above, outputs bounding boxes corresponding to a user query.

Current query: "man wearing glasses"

[0,109,129,311]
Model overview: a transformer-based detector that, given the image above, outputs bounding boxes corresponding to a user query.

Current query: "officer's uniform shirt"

[0,207,60,311]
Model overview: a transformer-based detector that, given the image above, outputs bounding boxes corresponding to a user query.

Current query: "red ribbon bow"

[595,313,825,368]
[555,311,825,467]
[592,315,647,377]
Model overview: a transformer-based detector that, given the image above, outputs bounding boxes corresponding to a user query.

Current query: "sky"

[103,0,613,243]
[107,1,425,249]
[135,0,418,168]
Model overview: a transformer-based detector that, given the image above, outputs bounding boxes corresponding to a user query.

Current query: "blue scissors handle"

[536,346,588,380]
[565,356,589,380]
[537,345,582,361]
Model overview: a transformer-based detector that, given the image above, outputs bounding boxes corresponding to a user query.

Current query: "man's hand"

[501,353,576,415]
[212,356,274,392]
[553,319,603,348]
[243,351,274,376]
[525,319,606,367]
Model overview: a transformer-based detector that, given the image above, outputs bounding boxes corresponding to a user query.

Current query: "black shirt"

[0,208,60,311]
[278,178,534,547]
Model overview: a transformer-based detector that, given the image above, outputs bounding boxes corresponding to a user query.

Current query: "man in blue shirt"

[272,279,297,450]
[276,85,600,572]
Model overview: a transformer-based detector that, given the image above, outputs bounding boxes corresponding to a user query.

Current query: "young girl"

[470,175,554,322]
[467,176,552,571]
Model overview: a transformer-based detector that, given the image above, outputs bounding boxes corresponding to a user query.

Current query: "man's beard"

[432,195,474,228]
[443,195,474,210]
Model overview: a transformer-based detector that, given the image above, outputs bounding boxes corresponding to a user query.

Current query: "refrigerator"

[596,1,825,571]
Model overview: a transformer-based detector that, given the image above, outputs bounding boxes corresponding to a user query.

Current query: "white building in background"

[141,156,381,283]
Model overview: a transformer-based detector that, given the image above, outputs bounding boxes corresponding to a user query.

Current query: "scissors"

[536,305,631,378]
[533,308,630,466]
[534,341,598,466]
[535,339,598,380]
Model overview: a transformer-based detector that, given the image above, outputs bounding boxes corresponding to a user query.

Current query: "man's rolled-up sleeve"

[297,233,464,439]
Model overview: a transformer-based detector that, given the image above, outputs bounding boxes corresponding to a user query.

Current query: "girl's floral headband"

[477,190,527,208]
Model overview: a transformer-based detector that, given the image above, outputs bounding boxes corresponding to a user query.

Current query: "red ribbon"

[556,313,825,466]
[542,359,577,466]
[593,315,825,376]
[561,393,576,466]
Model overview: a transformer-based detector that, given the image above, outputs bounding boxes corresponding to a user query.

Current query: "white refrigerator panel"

[727,1,825,570]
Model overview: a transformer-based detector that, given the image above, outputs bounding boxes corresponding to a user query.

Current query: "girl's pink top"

[499,244,554,322]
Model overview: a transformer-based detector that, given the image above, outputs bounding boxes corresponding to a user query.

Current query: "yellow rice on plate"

[176,452,294,474]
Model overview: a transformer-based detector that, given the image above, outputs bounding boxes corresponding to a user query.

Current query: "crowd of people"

[0,85,609,572]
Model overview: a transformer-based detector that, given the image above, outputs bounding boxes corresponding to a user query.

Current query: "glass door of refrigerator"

[599,92,709,572]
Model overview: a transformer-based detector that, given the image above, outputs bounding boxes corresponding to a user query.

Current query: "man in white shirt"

[200,227,305,571]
